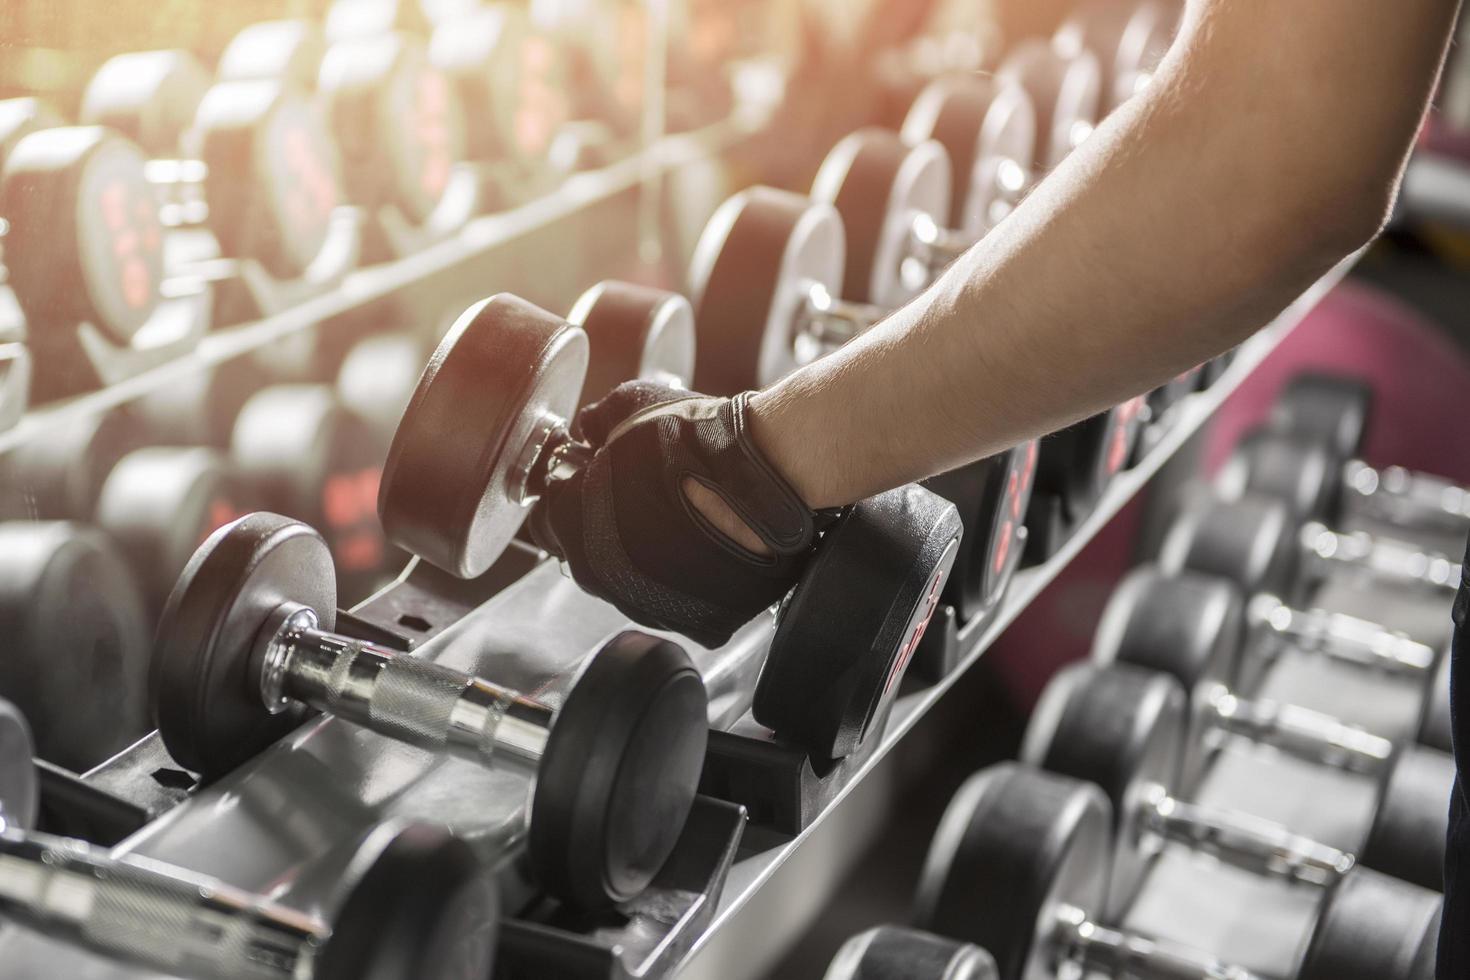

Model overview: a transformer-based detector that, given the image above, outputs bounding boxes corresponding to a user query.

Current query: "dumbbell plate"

[689,186,845,395]
[0,697,37,831]
[217,20,325,90]
[1271,373,1372,461]
[1021,661,1185,917]
[152,513,337,778]
[1158,490,1299,598]
[754,486,961,761]
[80,50,209,156]
[1419,649,1453,753]
[1358,746,1453,891]
[1298,867,1442,980]
[997,40,1101,171]
[430,5,529,163]
[0,98,64,172]
[1217,428,1340,524]
[531,631,708,908]
[380,294,588,578]
[812,128,951,307]
[318,822,500,980]
[915,763,1111,980]
[569,280,697,408]
[824,925,998,980]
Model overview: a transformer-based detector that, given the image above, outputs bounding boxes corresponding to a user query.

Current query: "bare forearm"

[748,0,1459,508]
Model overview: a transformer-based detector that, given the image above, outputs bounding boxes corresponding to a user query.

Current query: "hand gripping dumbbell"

[996,39,1103,175]
[1093,565,1453,890]
[1024,661,1441,914]
[379,294,962,762]
[0,699,499,980]
[824,925,998,980]
[1054,0,1181,113]
[914,763,1442,980]
[1156,492,1456,751]
[152,510,708,909]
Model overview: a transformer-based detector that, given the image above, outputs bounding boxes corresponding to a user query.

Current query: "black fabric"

[531,382,825,648]
[1440,532,1470,979]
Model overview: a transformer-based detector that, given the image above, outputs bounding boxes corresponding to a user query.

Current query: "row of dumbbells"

[823,370,1463,980]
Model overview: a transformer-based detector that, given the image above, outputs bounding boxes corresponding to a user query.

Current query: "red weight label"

[515,35,567,158]
[199,497,248,548]
[1105,396,1146,477]
[884,563,948,696]
[323,466,385,573]
[92,159,163,324]
[270,101,339,263]
[991,440,1038,579]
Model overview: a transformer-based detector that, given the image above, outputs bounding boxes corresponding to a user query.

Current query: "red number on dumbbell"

[100,179,159,311]
[415,70,452,199]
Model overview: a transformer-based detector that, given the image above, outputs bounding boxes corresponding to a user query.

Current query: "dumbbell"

[0,522,150,770]
[0,700,499,980]
[0,126,208,398]
[0,97,63,172]
[1093,565,1454,889]
[80,49,210,159]
[824,925,998,980]
[915,763,1442,980]
[218,20,326,91]
[229,384,395,602]
[1054,0,1180,113]
[568,279,696,407]
[1024,661,1446,909]
[152,511,708,909]
[133,356,271,449]
[996,39,1102,174]
[379,293,962,761]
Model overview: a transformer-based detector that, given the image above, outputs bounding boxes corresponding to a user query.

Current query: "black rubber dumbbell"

[824,925,998,980]
[380,294,962,762]
[1025,661,1446,907]
[915,763,1442,980]
[0,698,498,980]
[1093,566,1453,890]
[0,521,150,770]
[152,511,708,909]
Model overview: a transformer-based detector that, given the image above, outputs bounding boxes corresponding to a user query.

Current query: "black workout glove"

[529,382,833,648]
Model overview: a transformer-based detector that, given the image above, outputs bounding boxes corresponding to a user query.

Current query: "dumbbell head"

[196,80,344,280]
[1418,649,1453,753]
[0,697,37,832]
[914,762,1111,980]
[1020,661,1183,917]
[319,33,467,224]
[901,75,1036,238]
[336,331,430,448]
[380,295,588,578]
[1357,745,1454,892]
[1,127,164,341]
[753,486,962,760]
[1298,867,1443,980]
[217,20,326,91]
[1270,372,1373,462]
[568,280,697,408]
[315,821,500,980]
[824,925,998,980]
[133,357,270,448]
[811,128,951,307]
[0,407,143,521]
[0,97,64,173]
[996,39,1102,172]
[80,50,210,156]
[430,4,536,163]
[1054,0,1179,111]
[1216,426,1341,524]
[151,513,336,777]
[0,522,151,770]
[1158,489,1299,597]
[689,186,845,394]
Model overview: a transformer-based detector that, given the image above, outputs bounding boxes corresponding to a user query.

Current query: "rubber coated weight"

[0,522,150,771]
[1020,662,1183,917]
[811,128,951,306]
[231,385,390,599]
[151,514,336,778]
[824,926,999,980]
[0,98,63,172]
[1157,490,1299,597]
[133,357,270,448]
[901,76,1036,238]
[430,4,531,163]
[95,447,251,617]
[80,50,209,156]
[1054,0,1179,111]
[0,408,143,521]
[217,20,326,91]
[319,34,467,224]
[1216,427,1341,523]
[914,763,1111,980]
[1298,867,1443,980]
[380,295,588,578]
[1,128,164,342]
[197,81,343,279]
[336,331,430,449]
[1419,649,1453,752]
[0,697,38,831]
[569,280,697,407]
[754,485,962,760]
[996,40,1101,172]
[689,186,845,394]
[316,822,500,980]
[1358,746,1455,890]
[530,631,709,908]
[1031,396,1145,526]
[1270,372,1373,461]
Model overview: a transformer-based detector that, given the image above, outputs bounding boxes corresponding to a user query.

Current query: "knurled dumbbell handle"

[277,621,554,767]
[1142,793,1354,889]
[1247,594,1436,675]
[1345,460,1470,534]
[0,830,319,980]
[1051,904,1264,980]
[1206,689,1393,776]
[799,281,881,346]
[1300,522,1461,592]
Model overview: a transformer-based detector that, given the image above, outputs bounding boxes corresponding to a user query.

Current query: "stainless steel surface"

[1052,902,1263,979]
[1300,521,1462,593]
[1344,460,1470,536]
[1246,593,1436,676]
[1203,686,1393,776]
